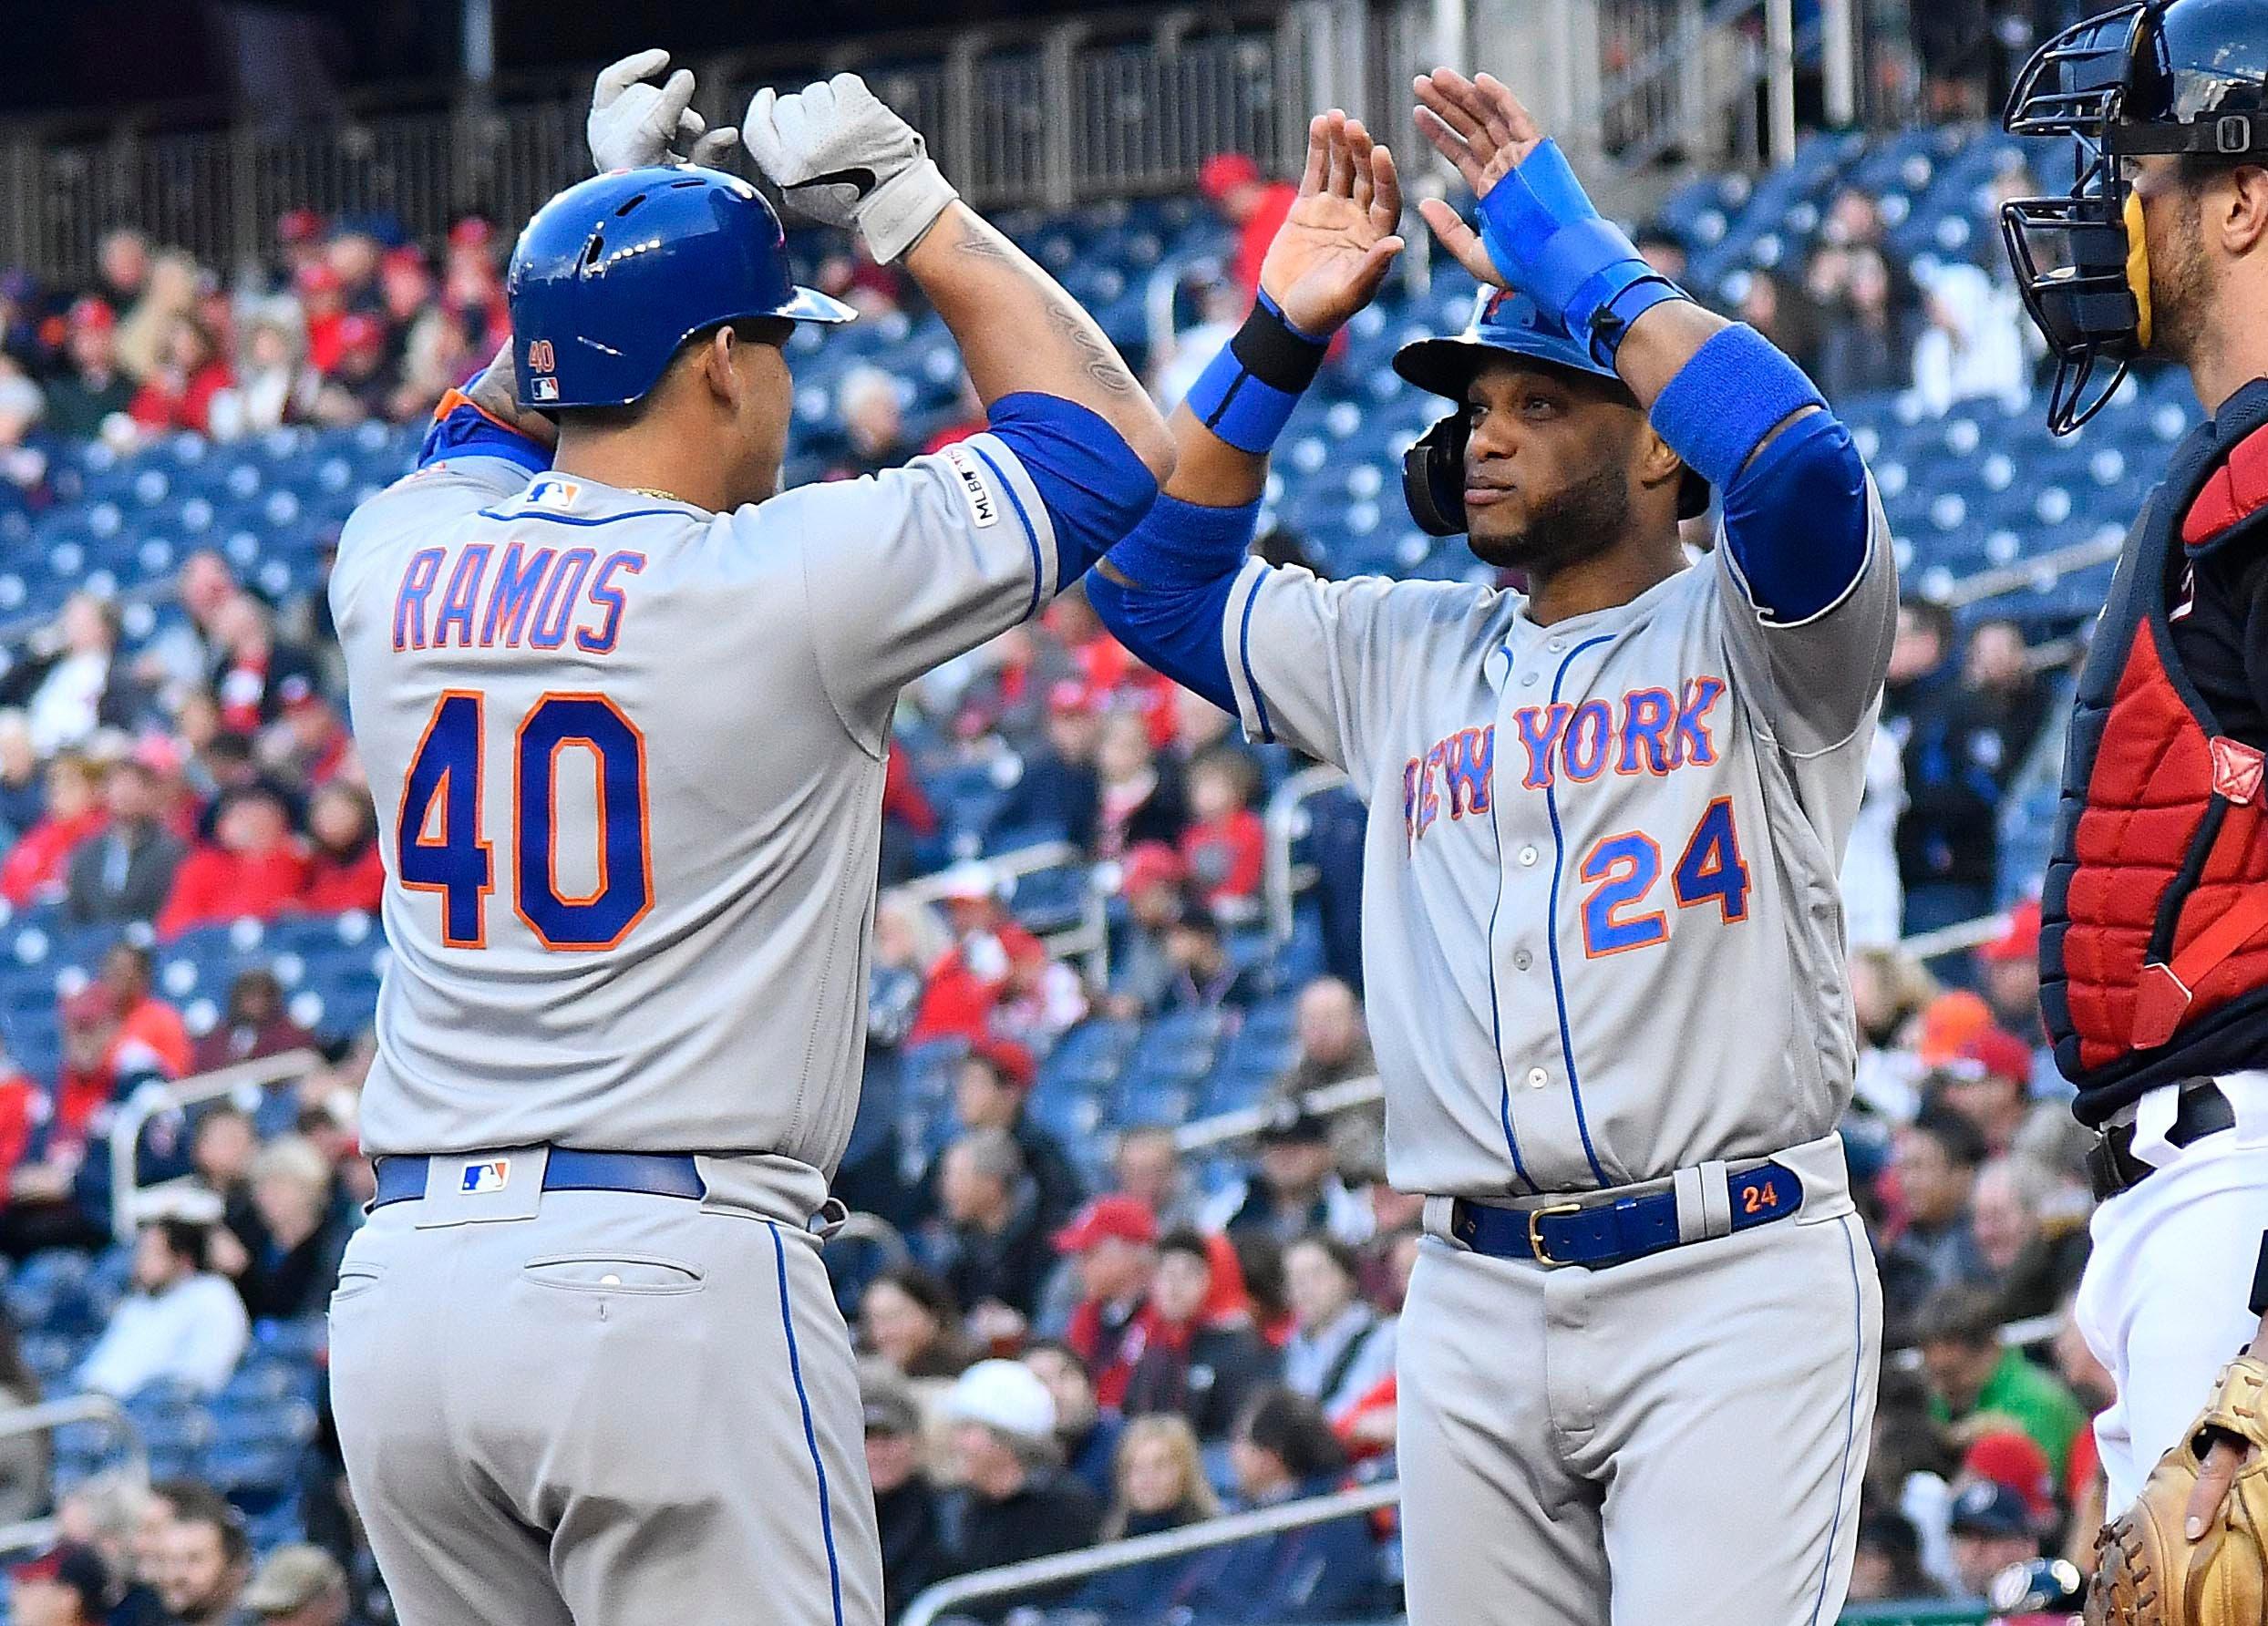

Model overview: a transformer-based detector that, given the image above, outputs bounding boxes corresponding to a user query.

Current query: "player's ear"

[1635,422,1685,503]
[2219,163,2268,258]
[698,325,744,411]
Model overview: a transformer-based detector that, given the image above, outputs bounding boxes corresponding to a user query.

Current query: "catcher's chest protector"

[2043,382,2268,1084]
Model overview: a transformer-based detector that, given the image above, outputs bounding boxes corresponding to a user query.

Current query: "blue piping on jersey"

[1237,577,1275,744]
[769,1222,846,1626]
[1543,633,1616,1188]
[475,504,696,527]
[969,441,1046,623]
[1483,644,1541,1195]
[1806,1216,1868,1626]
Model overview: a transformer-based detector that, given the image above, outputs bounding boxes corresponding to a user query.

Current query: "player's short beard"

[1467,458,1634,579]
[2149,180,2218,372]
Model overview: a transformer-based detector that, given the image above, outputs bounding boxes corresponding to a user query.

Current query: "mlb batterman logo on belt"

[459,1159,510,1195]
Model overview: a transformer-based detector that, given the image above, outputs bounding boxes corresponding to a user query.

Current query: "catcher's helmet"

[1392,286,1709,538]
[506,165,855,412]
[2002,0,2268,433]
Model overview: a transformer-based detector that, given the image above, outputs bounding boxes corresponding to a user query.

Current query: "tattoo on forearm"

[1044,293,1137,396]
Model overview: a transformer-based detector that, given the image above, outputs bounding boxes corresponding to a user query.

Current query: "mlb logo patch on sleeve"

[461,1158,511,1194]
[943,444,1000,530]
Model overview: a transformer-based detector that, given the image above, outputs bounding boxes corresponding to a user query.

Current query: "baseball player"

[324,58,1171,1625]
[1088,81,1892,1625]
[1998,0,2268,1596]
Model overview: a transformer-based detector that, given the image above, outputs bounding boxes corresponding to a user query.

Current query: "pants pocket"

[330,1261,385,1306]
[521,1253,706,1295]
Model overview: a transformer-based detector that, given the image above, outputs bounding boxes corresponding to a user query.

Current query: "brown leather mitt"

[2088,1355,2268,1626]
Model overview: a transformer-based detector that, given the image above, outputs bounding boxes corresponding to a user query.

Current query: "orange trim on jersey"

[544,736,611,908]
[433,386,519,438]
[511,692,655,952]
[1579,831,1667,960]
[398,689,494,949]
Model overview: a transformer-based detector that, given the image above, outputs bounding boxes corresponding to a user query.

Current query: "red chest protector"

[2045,402,2268,1086]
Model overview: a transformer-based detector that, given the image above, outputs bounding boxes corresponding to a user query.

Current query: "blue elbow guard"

[1720,409,1871,625]
[1087,494,1254,715]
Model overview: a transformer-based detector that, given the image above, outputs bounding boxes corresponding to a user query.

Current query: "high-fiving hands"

[740,74,959,264]
[587,50,739,173]
[1257,111,1406,337]
[1409,68,1541,288]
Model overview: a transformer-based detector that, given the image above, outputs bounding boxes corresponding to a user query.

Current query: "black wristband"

[2251,1231,2268,1318]
[1227,292,1328,395]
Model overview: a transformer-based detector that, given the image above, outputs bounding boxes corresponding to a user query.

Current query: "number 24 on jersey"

[397,690,653,951]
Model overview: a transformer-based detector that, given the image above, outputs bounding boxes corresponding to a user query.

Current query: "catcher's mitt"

[2088,1355,2268,1625]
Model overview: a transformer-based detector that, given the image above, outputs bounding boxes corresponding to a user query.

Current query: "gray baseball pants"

[328,1172,882,1626]
[1399,1133,1881,1626]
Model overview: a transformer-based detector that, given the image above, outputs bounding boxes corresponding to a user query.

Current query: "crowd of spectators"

[0,118,2144,1621]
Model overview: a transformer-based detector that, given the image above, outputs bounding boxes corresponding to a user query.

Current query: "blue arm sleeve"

[1085,492,1255,716]
[984,392,1160,581]
[1717,408,1871,625]
[417,390,552,476]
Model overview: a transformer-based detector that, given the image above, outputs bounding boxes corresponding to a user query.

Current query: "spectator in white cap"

[933,1359,1103,1620]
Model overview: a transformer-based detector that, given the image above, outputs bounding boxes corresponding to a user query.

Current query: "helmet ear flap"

[1403,411,1471,537]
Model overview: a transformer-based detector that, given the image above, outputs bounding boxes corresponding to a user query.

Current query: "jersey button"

[1512,949,1532,971]
[1548,638,1566,653]
[1517,845,1539,867]
[1521,672,1540,687]
[1525,1066,1548,1089]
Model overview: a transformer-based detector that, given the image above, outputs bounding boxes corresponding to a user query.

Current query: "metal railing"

[1262,763,1351,946]
[901,1477,1399,1626]
[0,1395,143,1558]
[108,1048,325,1243]
[0,4,1310,282]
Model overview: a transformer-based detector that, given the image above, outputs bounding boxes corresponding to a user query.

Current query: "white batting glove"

[741,73,957,262]
[587,49,739,174]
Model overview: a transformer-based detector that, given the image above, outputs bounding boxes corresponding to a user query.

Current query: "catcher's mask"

[1394,287,1709,539]
[2002,0,2268,434]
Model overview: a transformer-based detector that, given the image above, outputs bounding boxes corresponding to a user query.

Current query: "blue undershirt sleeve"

[982,392,1160,583]
[1085,493,1256,716]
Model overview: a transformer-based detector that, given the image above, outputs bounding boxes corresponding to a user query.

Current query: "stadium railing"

[108,1049,325,1244]
[0,1,1309,283]
[0,1394,144,1557]
[899,1476,1401,1626]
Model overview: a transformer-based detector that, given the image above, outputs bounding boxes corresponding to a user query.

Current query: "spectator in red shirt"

[0,754,106,908]
[298,263,348,375]
[158,786,309,940]
[93,943,191,1081]
[297,783,383,916]
[910,871,1046,1045]
[1199,153,1298,299]
[128,316,231,436]
[1057,1196,1163,1411]
[1179,748,1266,918]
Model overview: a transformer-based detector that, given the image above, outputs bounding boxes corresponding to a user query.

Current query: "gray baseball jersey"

[331,432,1064,1176]
[1220,489,1895,1196]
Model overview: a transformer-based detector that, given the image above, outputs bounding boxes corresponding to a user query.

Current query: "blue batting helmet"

[506,165,856,412]
[1392,285,1708,535]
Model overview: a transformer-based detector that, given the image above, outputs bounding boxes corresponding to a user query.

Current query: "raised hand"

[1258,111,1406,336]
[587,50,739,174]
[1410,69,1545,288]
[741,74,958,263]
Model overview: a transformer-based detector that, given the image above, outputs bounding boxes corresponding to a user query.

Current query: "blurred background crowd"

[0,2,2179,1623]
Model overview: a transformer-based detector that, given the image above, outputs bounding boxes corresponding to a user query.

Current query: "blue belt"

[372,1149,706,1209]
[1450,1161,1803,1269]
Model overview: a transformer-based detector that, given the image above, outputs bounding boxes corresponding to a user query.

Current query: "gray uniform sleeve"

[1220,558,1490,781]
[1710,475,1897,758]
[763,430,1061,753]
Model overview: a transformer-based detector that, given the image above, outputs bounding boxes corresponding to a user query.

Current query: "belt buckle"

[1528,1202,1583,1266]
